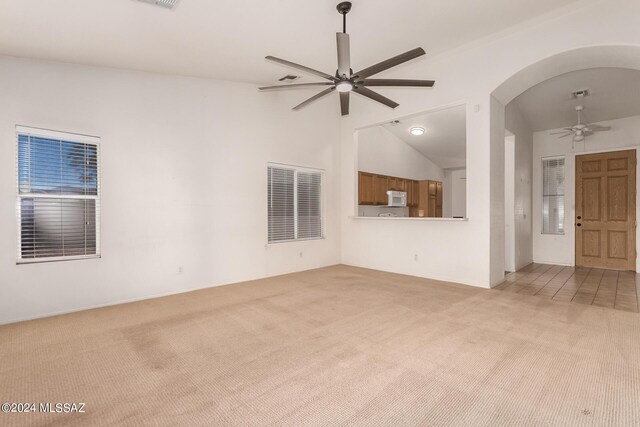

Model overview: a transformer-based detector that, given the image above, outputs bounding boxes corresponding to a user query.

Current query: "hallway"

[495,264,640,313]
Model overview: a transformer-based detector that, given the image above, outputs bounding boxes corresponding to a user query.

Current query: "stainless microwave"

[386,191,407,207]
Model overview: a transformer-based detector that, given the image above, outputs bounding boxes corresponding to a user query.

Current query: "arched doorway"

[489,45,640,286]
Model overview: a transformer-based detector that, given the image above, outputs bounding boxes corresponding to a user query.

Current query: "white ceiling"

[0,0,582,84]
[382,104,466,169]
[510,67,640,132]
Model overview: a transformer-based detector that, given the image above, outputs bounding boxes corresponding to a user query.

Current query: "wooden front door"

[576,150,636,270]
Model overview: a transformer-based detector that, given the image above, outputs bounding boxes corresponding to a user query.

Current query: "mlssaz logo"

[39,402,86,413]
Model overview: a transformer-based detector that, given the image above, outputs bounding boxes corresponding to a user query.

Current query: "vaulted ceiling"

[0,0,583,84]
[382,104,466,169]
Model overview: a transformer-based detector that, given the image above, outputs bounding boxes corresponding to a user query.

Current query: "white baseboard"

[0,264,339,325]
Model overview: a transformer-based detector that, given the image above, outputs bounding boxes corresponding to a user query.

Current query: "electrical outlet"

[414,254,418,261]
[178,266,184,274]
[299,252,303,258]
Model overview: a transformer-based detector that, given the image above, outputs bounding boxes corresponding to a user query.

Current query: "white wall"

[357,126,444,181]
[0,56,341,324]
[443,170,453,218]
[340,0,640,288]
[532,114,640,270]
[504,135,516,272]
[505,104,534,270]
[447,169,467,218]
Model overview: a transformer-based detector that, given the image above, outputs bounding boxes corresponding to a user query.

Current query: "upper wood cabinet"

[411,180,419,207]
[358,171,427,209]
[359,171,387,205]
[416,179,443,217]
[406,180,419,207]
[358,172,375,205]
[374,175,388,205]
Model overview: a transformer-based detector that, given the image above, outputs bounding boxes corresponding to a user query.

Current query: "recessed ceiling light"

[336,81,353,93]
[409,127,425,136]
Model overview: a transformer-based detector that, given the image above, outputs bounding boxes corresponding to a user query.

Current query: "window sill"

[267,237,325,245]
[17,255,101,265]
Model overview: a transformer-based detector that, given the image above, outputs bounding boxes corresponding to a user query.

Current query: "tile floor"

[495,263,640,313]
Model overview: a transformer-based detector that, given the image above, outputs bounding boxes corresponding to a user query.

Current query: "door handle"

[577,223,582,227]
[577,216,582,219]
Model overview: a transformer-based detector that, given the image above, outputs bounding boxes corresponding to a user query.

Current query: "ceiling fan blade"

[265,56,335,81]
[336,32,350,78]
[292,87,336,111]
[550,131,573,135]
[259,82,334,90]
[354,47,426,79]
[359,79,435,87]
[589,125,612,132]
[555,133,574,138]
[340,91,349,116]
[353,86,399,109]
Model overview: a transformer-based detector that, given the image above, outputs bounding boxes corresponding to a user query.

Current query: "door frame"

[572,146,638,270]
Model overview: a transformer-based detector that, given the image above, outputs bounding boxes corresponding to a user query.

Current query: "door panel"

[608,230,627,259]
[576,150,636,270]
[581,230,601,257]
[607,176,627,220]
[581,178,601,220]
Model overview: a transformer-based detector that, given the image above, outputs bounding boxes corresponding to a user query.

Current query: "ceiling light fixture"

[410,127,425,136]
[336,81,353,93]
[134,0,180,10]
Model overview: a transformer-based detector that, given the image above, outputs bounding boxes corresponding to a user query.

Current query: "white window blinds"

[16,127,101,262]
[542,157,564,235]
[268,167,295,242]
[268,164,323,243]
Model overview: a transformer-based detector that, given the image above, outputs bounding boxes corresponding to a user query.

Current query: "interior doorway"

[575,149,637,270]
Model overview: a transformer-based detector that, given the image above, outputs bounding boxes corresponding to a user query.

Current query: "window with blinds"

[542,157,564,235]
[267,164,323,243]
[16,126,101,262]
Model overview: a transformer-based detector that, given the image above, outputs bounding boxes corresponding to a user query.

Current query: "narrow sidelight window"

[542,157,564,235]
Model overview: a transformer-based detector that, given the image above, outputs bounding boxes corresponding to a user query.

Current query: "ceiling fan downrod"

[337,2,352,33]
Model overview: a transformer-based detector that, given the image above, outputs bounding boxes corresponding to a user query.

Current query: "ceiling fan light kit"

[259,2,435,116]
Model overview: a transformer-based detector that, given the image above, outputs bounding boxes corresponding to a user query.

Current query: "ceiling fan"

[551,105,611,142]
[259,2,435,116]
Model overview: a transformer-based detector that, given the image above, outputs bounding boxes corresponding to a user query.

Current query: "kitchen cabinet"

[415,180,443,217]
[358,172,375,205]
[406,180,419,207]
[358,171,428,210]
[387,177,399,191]
[412,181,420,207]
[374,175,388,205]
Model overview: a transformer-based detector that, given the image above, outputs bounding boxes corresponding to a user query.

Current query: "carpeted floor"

[1,265,639,426]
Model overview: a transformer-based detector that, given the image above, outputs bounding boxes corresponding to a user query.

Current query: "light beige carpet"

[1,265,639,426]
